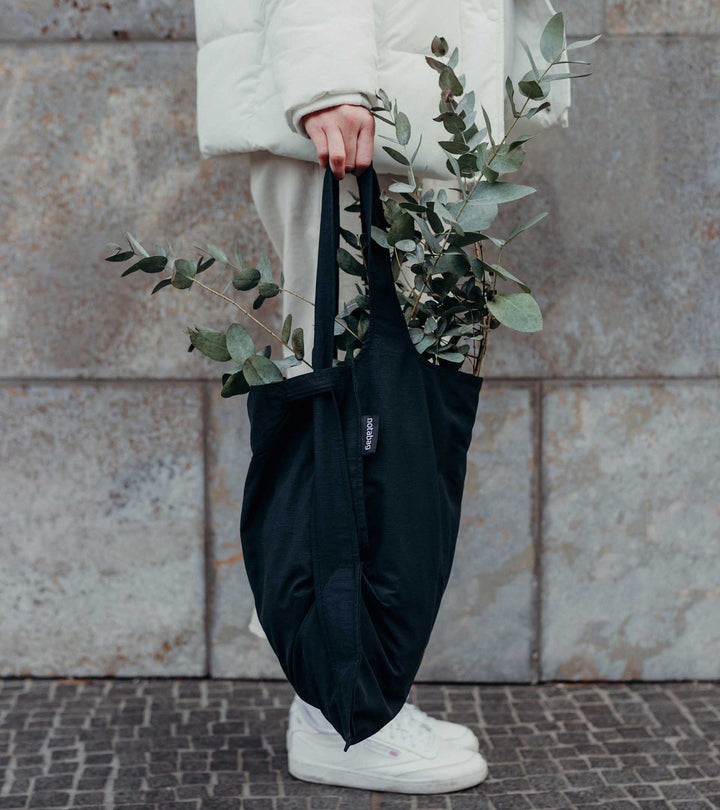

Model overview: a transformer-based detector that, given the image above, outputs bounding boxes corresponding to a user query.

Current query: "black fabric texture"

[239,163,483,749]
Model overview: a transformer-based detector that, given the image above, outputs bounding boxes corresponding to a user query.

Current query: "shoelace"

[403,701,432,724]
[379,701,436,753]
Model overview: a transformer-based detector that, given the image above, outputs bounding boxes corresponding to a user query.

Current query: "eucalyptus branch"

[188,275,313,368]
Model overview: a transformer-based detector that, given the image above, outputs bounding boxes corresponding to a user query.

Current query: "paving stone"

[482,36,720,378]
[606,0,720,34]
[1,681,716,808]
[0,0,195,39]
[0,383,205,675]
[541,382,720,680]
[0,42,273,379]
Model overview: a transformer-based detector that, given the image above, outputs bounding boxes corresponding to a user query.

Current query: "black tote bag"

[239,163,483,749]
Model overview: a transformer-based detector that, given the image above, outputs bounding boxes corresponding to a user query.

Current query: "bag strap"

[312,163,410,369]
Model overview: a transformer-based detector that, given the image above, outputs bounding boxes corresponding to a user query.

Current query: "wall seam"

[529,379,544,684]
[201,380,214,677]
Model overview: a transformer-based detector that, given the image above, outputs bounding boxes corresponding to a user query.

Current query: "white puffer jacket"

[193,0,572,180]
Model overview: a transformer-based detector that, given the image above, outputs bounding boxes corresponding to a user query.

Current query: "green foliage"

[108,15,598,391]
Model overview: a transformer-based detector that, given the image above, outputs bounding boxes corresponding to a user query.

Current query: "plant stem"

[190,276,313,368]
[279,287,361,343]
[408,58,556,322]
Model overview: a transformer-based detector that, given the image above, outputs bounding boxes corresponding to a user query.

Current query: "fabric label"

[360,414,379,454]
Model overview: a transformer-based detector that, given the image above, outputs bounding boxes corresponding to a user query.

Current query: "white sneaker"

[286,694,488,794]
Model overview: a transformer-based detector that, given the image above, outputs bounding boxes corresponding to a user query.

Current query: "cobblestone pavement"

[0,680,719,810]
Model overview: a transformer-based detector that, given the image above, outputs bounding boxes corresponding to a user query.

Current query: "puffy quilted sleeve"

[264,0,378,137]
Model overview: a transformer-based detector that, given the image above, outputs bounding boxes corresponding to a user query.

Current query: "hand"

[301,104,375,180]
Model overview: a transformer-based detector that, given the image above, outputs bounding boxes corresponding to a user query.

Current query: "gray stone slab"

[0,1,195,40]
[541,381,720,680]
[606,0,720,34]
[206,382,285,678]
[480,35,720,378]
[210,383,535,681]
[0,382,205,675]
[0,1,604,41]
[418,384,536,681]
[566,0,606,37]
[0,42,274,379]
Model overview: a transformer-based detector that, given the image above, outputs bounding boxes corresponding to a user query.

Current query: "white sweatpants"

[245,150,448,640]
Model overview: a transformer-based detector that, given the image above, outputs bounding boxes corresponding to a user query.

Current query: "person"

[193,0,572,793]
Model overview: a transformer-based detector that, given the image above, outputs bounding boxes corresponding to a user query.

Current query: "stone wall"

[1,1,718,680]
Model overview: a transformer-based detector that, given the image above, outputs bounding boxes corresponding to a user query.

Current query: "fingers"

[303,105,376,180]
[325,125,347,179]
[354,114,375,173]
[304,120,329,169]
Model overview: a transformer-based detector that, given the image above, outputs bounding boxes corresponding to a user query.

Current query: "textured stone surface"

[418,384,536,682]
[606,0,720,34]
[0,1,195,40]
[0,0,608,41]
[0,42,277,380]
[206,383,285,679]
[481,35,720,378]
[1,679,719,808]
[0,382,206,675]
[566,0,606,37]
[541,382,720,680]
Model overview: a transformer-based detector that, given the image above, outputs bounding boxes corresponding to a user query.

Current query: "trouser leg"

[248,150,369,380]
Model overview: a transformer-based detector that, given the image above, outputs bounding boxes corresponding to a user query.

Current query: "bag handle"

[312,163,411,370]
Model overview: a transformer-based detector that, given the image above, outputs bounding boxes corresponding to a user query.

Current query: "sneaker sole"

[288,754,488,794]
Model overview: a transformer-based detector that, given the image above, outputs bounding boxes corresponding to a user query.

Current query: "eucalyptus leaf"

[221,369,250,397]
[469,181,536,205]
[124,231,149,258]
[189,327,232,361]
[171,258,196,289]
[291,327,304,360]
[273,354,302,370]
[258,253,273,281]
[150,278,172,295]
[518,37,540,79]
[383,146,409,165]
[106,250,134,262]
[206,242,228,264]
[505,211,548,242]
[518,79,546,99]
[370,225,390,248]
[435,251,470,275]
[486,293,543,332]
[232,267,261,290]
[123,255,167,276]
[540,12,566,63]
[447,199,498,232]
[395,111,411,145]
[226,322,255,364]
[388,181,417,194]
[431,36,448,57]
[337,247,365,276]
[258,281,279,297]
[242,354,284,385]
[439,67,463,96]
[566,33,602,50]
[415,334,437,354]
[387,212,415,246]
[281,313,292,344]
